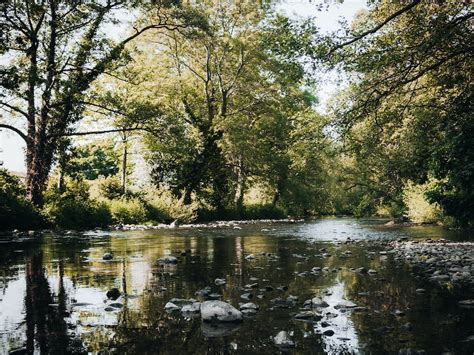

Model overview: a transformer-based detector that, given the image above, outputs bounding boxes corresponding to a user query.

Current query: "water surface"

[0,218,473,354]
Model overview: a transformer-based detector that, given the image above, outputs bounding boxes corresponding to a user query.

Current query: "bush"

[0,169,41,230]
[146,189,198,223]
[108,198,148,224]
[98,175,124,200]
[197,203,287,221]
[403,180,443,224]
[242,203,287,220]
[43,178,112,229]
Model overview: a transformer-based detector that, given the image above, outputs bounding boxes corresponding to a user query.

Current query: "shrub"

[146,189,198,223]
[403,179,443,224]
[43,178,112,229]
[242,203,286,220]
[0,169,41,230]
[108,198,148,224]
[98,175,124,200]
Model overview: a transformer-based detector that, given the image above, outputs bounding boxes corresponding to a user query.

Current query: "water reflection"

[0,219,473,354]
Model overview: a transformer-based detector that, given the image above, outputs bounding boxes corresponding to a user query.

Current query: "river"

[0,218,473,354]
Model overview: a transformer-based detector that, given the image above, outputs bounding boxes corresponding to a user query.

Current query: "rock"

[401,322,413,331]
[240,302,259,311]
[245,283,259,288]
[265,286,274,292]
[415,288,427,293]
[356,267,367,274]
[245,254,255,260]
[294,311,321,322]
[323,329,335,336]
[334,300,357,309]
[208,293,222,300]
[102,252,113,261]
[157,255,178,264]
[106,288,121,300]
[368,269,377,274]
[109,302,123,309]
[458,299,474,307]
[195,287,212,298]
[164,302,181,311]
[274,331,294,348]
[395,310,405,316]
[201,301,243,323]
[240,293,253,301]
[181,302,201,314]
[311,297,329,308]
[169,298,196,306]
[320,321,330,328]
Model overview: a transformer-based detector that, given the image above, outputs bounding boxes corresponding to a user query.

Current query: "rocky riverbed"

[388,239,474,290]
[1,218,473,354]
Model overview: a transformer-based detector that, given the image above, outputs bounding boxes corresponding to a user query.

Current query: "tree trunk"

[26,141,53,206]
[233,156,245,211]
[121,134,128,195]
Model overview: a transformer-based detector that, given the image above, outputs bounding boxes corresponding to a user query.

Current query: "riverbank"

[388,239,474,291]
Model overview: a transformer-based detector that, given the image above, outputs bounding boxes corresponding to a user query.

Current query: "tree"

[131,3,324,212]
[0,0,202,205]
[325,0,473,224]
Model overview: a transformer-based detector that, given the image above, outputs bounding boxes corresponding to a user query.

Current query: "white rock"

[201,301,243,322]
[274,331,294,347]
[164,302,180,311]
[215,278,226,286]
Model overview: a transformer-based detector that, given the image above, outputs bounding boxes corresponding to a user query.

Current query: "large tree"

[0,0,201,205]
[325,0,473,224]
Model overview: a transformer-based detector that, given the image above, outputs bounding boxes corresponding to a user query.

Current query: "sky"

[0,0,366,173]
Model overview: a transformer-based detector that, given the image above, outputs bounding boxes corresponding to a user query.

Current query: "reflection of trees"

[24,252,84,353]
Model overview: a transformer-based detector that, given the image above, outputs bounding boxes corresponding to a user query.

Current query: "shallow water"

[0,218,473,354]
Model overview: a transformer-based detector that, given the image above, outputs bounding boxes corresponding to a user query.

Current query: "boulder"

[157,255,178,264]
[102,252,113,261]
[201,301,243,322]
[106,288,121,300]
[274,331,294,348]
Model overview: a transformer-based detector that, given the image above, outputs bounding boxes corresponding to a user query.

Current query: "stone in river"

[157,255,178,264]
[240,302,259,311]
[241,293,253,301]
[102,252,113,260]
[415,288,427,293]
[164,302,181,311]
[215,278,226,286]
[323,329,335,336]
[368,269,377,274]
[201,301,243,322]
[245,254,255,260]
[334,300,357,309]
[458,299,474,306]
[182,302,201,314]
[311,297,329,308]
[395,310,405,316]
[106,288,121,300]
[274,331,294,348]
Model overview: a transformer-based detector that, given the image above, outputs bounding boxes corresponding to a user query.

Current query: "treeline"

[0,1,472,230]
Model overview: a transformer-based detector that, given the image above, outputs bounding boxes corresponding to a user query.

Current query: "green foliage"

[403,180,443,224]
[98,175,124,200]
[107,198,148,225]
[327,1,473,226]
[43,179,111,229]
[146,189,198,223]
[66,141,119,180]
[0,170,41,230]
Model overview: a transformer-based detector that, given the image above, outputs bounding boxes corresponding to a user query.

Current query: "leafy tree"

[0,0,203,205]
[325,0,473,225]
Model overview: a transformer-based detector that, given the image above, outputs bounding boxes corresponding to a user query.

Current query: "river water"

[0,218,473,354]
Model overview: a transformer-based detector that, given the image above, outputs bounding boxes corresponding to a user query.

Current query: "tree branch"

[0,124,28,142]
[326,0,422,57]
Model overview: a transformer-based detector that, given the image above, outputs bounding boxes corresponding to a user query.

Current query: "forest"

[0,0,472,230]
